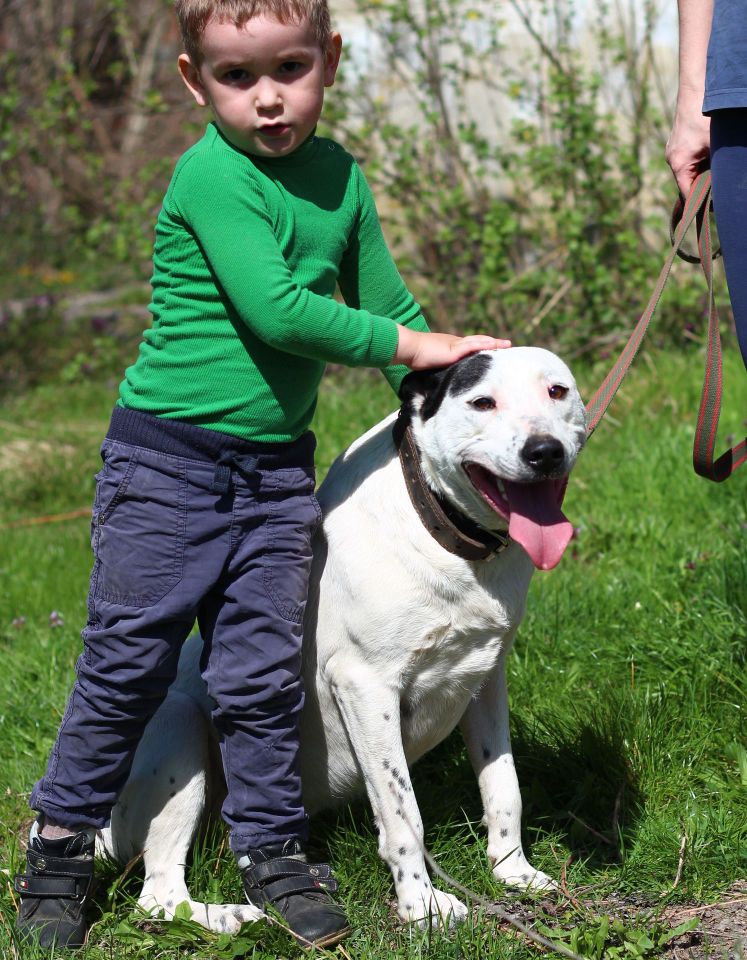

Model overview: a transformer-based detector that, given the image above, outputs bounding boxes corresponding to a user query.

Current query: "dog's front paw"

[492,863,557,892]
[397,886,468,928]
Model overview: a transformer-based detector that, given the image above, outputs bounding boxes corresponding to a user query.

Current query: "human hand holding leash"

[665,101,711,198]
[394,327,511,370]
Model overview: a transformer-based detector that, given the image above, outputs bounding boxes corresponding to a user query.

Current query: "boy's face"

[179,15,341,158]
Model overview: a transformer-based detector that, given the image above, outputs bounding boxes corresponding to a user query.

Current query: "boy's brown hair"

[175,0,333,65]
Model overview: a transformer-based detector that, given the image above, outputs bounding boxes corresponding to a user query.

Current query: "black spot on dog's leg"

[397,869,404,881]
[500,829,508,838]
[383,713,390,721]
[399,846,406,856]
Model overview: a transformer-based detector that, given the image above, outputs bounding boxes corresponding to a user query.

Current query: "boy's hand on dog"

[394,327,511,371]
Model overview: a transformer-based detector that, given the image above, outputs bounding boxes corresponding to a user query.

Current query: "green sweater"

[119,123,428,442]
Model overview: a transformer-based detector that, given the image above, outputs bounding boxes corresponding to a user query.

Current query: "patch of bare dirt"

[659,884,746,960]
[477,882,746,959]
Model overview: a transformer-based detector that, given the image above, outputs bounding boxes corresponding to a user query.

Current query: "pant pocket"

[93,448,188,607]
[262,469,321,624]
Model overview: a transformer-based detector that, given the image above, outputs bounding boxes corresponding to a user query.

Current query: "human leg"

[29,440,202,828]
[710,108,747,368]
[18,430,233,947]
[198,435,349,944]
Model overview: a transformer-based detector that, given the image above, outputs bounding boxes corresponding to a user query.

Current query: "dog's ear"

[398,366,452,423]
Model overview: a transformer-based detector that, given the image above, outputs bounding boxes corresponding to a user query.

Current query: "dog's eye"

[470,396,496,411]
[548,384,568,400]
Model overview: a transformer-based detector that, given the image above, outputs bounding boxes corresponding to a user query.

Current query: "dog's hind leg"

[460,652,556,891]
[106,690,263,934]
[327,655,468,927]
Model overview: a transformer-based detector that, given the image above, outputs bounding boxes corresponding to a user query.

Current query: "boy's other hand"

[393,327,511,371]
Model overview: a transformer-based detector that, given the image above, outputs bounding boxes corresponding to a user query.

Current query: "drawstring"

[211,452,259,494]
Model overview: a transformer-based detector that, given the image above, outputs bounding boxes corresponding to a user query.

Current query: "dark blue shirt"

[703,0,747,112]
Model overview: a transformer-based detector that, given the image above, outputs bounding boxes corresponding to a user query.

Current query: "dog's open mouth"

[464,464,572,570]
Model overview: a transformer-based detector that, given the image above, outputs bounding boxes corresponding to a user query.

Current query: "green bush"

[324,0,728,357]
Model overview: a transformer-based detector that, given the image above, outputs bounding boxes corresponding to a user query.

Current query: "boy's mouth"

[259,123,291,138]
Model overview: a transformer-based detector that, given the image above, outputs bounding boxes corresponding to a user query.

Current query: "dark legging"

[710,108,747,369]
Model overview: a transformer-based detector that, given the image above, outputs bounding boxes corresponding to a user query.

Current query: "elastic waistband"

[106,406,316,469]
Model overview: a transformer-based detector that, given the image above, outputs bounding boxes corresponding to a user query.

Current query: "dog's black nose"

[521,435,565,475]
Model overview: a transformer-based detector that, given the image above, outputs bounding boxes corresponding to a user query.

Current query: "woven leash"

[585,170,746,482]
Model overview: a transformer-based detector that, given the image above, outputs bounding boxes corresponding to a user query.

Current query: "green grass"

[1,347,745,958]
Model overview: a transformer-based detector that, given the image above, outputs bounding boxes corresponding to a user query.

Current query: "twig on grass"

[560,857,583,910]
[1,508,91,530]
[213,834,227,875]
[672,897,747,917]
[261,910,346,956]
[672,833,687,889]
[611,783,624,839]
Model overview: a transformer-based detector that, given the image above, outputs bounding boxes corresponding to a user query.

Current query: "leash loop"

[585,170,746,482]
[669,189,721,264]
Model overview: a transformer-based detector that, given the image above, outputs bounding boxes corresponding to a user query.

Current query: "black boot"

[14,821,95,949]
[238,839,350,947]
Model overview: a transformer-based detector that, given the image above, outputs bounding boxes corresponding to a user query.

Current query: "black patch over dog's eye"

[548,384,568,400]
[470,396,496,411]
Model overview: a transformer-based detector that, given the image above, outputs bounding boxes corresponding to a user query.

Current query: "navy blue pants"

[30,407,320,851]
[711,108,747,369]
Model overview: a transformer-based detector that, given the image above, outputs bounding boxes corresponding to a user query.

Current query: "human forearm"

[666,0,713,195]
[676,0,713,102]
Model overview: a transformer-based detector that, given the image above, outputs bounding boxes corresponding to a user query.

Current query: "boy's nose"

[254,77,281,109]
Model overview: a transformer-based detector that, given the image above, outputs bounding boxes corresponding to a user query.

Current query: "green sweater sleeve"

[171,148,400,369]
[338,166,430,394]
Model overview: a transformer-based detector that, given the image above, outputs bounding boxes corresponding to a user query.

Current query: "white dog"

[98,346,587,932]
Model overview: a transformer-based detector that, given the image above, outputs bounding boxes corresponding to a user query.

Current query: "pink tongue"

[503,480,572,570]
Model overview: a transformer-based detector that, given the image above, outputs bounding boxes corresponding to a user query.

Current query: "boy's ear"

[178,54,209,107]
[323,32,342,87]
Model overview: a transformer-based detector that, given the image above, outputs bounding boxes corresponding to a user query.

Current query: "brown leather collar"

[392,414,509,562]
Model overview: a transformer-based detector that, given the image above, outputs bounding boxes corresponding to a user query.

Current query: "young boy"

[15,0,508,949]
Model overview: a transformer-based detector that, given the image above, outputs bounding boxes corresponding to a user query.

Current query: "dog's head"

[398,347,587,570]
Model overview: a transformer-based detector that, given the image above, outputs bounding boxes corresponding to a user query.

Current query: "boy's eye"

[223,68,251,83]
[278,60,304,75]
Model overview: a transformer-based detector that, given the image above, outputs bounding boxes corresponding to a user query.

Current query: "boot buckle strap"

[14,873,88,901]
